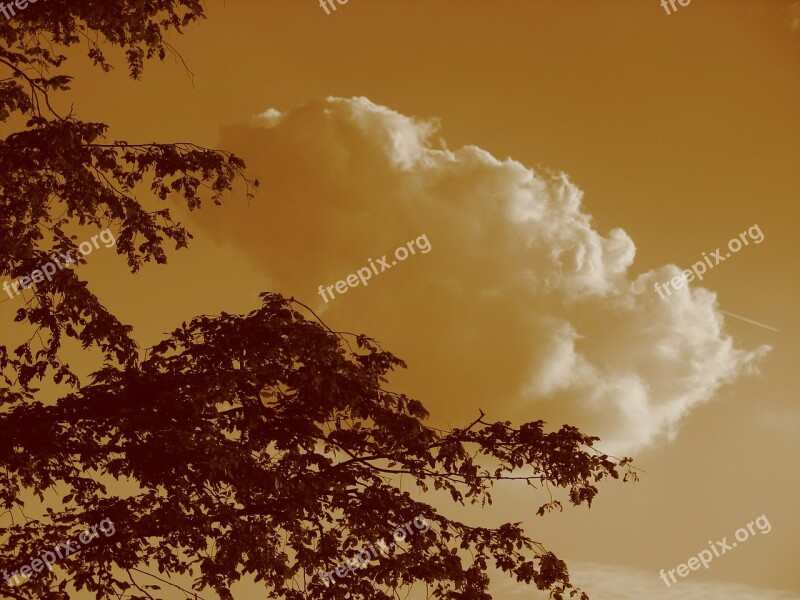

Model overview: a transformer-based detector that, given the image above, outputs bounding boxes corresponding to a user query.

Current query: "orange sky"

[3,1,799,598]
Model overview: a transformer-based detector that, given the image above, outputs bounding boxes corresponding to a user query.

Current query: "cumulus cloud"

[189,96,769,454]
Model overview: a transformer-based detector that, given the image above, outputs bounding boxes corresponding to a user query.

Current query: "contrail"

[720,310,779,332]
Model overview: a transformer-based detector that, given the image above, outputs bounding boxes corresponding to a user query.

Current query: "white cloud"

[190,96,770,455]
[550,561,800,600]
[405,561,800,600]
[256,108,284,126]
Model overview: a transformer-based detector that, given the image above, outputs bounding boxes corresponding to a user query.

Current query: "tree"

[0,0,257,394]
[0,3,637,599]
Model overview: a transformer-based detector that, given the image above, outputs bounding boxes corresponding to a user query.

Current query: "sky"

[3,0,799,598]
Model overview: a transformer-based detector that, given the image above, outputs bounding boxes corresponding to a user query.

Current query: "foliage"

[1,294,637,599]
[0,0,257,395]
[0,3,635,599]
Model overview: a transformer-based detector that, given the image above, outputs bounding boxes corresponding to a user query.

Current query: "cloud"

[541,561,800,600]
[474,562,800,599]
[256,108,284,127]
[789,2,800,31]
[406,561,800,600]
[189,96,769,454]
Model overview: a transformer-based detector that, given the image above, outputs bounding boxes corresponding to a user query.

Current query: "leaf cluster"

[0,294,637,599]
[0,6,638,600]
[0,1,257,395]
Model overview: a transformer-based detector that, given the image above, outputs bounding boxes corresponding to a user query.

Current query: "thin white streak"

[721,310,780,332]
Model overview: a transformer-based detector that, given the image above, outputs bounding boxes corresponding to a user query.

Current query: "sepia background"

[3,0,798,598]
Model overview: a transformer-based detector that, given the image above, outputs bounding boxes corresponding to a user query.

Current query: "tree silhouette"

[0,3,637,599]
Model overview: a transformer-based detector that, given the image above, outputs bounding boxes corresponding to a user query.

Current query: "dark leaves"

[0,294,637,599]
[0,4,634,599]
[0,10,256,391]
